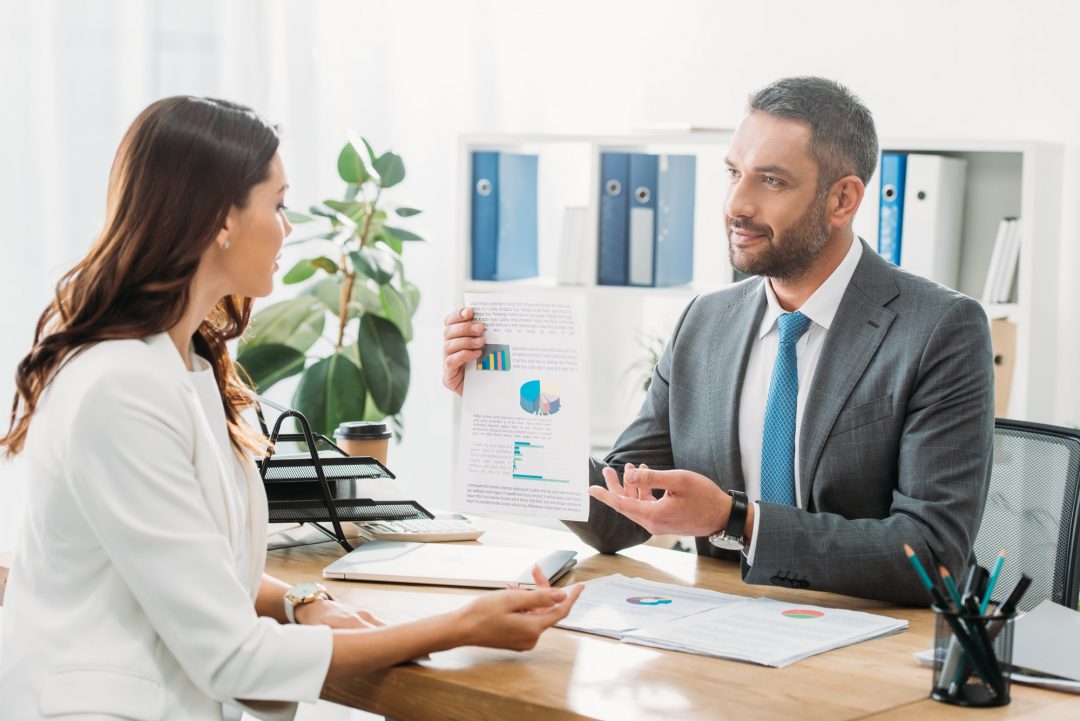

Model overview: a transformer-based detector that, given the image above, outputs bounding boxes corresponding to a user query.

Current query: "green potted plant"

[237,134,423,439]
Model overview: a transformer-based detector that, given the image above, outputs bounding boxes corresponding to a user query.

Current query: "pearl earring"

[222,238,230,250]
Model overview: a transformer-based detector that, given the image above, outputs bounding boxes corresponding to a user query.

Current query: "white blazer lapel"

[143,333,242,555]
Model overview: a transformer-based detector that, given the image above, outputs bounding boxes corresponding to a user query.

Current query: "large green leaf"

[352,283,384,315]
[374,151,406,188]
[401,280,421,316]
[376,231,403,255]
[292,353,367,437]
[236,343,306,393]
[242,296,325,353]
[379,285,413,342]
[306,276,343,314]
[357,315,410,415]
[282,259,317,284]
[344,183,361,201]
[350,247,396,285]
[383,225,423,242]
[337,141,371,185]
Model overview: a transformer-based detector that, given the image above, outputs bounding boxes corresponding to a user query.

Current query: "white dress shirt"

[740,235,862,563]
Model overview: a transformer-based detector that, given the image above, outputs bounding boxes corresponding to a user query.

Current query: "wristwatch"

[708,490,749,551]
[283,582,333,624]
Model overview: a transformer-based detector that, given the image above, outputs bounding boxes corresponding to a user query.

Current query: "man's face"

[724,111,832,281]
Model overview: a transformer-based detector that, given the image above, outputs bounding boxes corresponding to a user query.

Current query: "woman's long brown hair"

[2,96,280,458]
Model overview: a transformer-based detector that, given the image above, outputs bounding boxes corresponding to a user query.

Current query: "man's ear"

[828,175,866,228]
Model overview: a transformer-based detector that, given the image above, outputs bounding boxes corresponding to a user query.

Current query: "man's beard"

[727,196,831,281]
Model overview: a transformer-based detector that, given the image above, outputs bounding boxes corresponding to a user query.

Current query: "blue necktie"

[761,311,812,506]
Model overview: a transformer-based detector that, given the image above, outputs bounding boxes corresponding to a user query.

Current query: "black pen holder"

[930,604,1015,707]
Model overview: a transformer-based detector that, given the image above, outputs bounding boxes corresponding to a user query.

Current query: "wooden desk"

[265,520,1076,721]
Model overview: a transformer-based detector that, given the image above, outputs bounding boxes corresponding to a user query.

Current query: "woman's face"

[219,153,292,298]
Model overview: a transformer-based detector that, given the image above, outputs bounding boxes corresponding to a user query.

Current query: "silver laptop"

[322,540,577,589]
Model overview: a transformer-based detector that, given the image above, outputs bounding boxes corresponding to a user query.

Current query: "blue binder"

[877,152,907,265]
[654,154,696,287]
[470,151,538,281]
[597,152,630,285]
[628,154,659,287]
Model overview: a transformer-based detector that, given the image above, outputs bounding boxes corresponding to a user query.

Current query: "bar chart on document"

[512,440,570,483]
[457,292,590,521]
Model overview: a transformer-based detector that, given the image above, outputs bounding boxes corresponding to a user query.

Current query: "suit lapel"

[798,243,899,506]
[710,281,766,491]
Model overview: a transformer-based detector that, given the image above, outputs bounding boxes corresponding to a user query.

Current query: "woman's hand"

[443,307,486,396]
[295,599,385,629]
[454,567,584,651]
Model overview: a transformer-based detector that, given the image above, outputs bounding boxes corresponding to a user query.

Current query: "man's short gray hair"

[749,76,878,189]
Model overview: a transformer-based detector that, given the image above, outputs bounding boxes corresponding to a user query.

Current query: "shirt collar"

[758,233,862,339]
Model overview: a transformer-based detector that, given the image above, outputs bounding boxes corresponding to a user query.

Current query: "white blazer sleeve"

[64,366,333,706]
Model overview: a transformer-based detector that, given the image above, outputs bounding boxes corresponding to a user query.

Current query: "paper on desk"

[624,597,908,668]
[914,648,1080,694]
[455,293,589,521]
[557,574,745,638]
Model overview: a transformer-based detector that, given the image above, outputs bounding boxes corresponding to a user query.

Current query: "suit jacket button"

[771,576,782,585]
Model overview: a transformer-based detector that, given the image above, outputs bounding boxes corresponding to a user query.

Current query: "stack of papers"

[558,574,908,668]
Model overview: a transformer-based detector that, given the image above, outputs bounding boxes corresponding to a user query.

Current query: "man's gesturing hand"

[589,464,731,537]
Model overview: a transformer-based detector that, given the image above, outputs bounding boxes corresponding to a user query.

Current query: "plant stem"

[336,248,353,353]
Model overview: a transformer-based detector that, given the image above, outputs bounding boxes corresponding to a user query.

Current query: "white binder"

[898,154,967,288]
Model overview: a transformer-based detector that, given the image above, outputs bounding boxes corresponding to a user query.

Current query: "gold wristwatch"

[283,582,333,624]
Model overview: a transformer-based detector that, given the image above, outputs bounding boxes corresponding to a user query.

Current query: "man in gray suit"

[443,77,993,605]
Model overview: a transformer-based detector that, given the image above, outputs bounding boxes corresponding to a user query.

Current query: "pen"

[980,550,1006,615]
[905,545,999,697]
[963,593,1006,697]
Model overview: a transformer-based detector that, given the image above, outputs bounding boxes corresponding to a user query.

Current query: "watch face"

[287,582,321,603]
[709,534,744,551]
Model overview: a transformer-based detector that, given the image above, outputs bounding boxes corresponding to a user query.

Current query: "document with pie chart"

[457,292,589,521]
[558,574,908,667]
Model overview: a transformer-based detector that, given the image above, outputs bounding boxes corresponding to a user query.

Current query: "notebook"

[322,540,577,589]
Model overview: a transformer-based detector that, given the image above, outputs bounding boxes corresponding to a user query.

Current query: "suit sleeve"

[563,297,698,553]
[65,367,333,705]
[743,296,994,604]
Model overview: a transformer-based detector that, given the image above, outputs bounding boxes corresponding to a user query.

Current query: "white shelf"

[456,131,1064,446]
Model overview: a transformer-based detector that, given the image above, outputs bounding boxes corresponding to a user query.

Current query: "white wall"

[3,0,1080,550]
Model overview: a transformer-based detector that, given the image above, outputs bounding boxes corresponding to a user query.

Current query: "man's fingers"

[601,466,628,497]
[444,307,474,326]
[589,486,652,527]
[444,336,485,356]
[443,320,485,341]
[627,467,687,493]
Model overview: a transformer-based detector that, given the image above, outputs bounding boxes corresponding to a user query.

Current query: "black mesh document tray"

[255,397,433,550]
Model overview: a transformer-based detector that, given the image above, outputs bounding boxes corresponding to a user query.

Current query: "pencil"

[980,549,1007,615]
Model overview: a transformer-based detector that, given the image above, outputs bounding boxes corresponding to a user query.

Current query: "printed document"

[456,292,589,521]
[557,574,744,638]
[558,574,908,667]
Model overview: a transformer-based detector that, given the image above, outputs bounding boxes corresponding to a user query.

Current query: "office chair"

[972,419,1080,611]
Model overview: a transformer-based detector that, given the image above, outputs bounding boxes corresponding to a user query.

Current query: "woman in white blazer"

[0,96,582,721]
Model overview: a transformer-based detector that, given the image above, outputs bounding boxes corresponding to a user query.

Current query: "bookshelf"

[455,133,1064,453]
[852,139,1063,422]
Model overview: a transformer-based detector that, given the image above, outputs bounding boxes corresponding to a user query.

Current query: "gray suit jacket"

[566,240,994,604]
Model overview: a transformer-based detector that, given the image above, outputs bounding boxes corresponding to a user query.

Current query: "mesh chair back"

[973,419,1080,610]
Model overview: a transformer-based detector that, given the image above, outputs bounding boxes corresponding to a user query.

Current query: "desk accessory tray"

[254,397,434,550]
